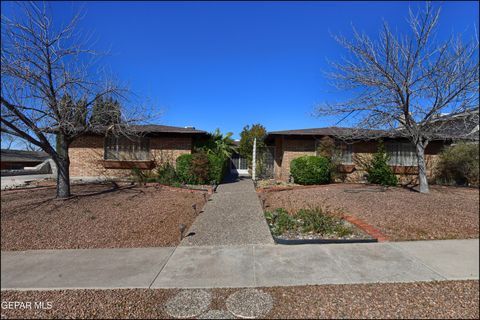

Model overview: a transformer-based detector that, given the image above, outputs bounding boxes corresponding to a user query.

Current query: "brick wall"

[69,134,192,177]
[273,137,446,183]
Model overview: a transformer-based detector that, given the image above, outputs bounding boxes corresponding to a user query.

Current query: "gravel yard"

[1,281,478,319]
[259,184,479,241]
[1,183,207,251]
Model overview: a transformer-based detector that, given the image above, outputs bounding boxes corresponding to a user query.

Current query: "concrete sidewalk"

[180,175,274,246]
[1,239,478,290]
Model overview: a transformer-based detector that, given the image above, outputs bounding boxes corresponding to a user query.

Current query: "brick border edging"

[342,215,390,242]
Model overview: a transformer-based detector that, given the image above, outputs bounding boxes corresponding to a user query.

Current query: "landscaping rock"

[226,289,273,319]
[164,289,211,318]
[198,309,234,319]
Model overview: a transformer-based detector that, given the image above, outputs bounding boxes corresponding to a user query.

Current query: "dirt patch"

[1,281,478,319]
[1,183,207,251]
[259,184,479,241]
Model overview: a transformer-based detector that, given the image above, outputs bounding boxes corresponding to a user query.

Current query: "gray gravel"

[197,309,235,319]
[226,289,273,319]
[164,289,211,318]
[181,176,273,246]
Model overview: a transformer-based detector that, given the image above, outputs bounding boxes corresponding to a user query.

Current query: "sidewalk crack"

[148,246,178,288]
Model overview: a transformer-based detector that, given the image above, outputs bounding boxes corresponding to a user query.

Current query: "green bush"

[435,142,479,186]
[191,151,210,184]
[290,156,331,185]
[365,142,398,186]
[176,152,228,185]
[176,154,195,184]
[156,162,179,185]
[208,153,227,184]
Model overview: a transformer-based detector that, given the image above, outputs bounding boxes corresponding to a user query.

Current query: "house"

[69,125,206,178]
[1,149,50,170]
[264,111,479,184]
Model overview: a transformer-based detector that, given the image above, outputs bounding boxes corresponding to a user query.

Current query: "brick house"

[69,125,206,178]
[264,124,478,184]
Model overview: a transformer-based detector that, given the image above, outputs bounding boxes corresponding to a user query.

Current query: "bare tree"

[315,3,479,193]
[1,2,134,197]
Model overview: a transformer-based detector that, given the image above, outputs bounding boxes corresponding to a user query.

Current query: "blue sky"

[2,1,478,139]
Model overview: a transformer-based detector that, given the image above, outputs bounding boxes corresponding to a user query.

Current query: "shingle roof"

[1,149,50,163]
[125,125,206,134]
[267,126,387,138]
[50,124,207,135]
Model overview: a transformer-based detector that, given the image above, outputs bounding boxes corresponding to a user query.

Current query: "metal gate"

[230,152,249,175]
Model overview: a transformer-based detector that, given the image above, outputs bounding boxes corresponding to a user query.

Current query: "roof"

[1,149,50,163]
[50,124,207,135]
[266,127,387,139]
[266,110,479,141]
[124,125,206,134]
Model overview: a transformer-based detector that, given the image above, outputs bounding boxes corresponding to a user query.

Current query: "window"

[104,135,150,160]
[315,139,353,164]
[340,143,353,164]
[386,142,417,166]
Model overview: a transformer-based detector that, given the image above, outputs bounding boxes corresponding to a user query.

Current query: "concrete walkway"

[2,239,478,290]
[180,175,274,246]
[1,174,54,190]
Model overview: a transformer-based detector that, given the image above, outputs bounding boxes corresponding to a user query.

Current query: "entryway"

[229,152,249,176]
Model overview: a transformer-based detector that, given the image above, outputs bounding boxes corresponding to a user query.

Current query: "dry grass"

[259,184,479,241]
[1,183,207,251]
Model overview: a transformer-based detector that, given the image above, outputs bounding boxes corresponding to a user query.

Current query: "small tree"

[315,3,479,193]
[316,136,344,181]
[90,97,122,126]
[365,141,398,186]
[196,128,235,159]
[238,124,267,164]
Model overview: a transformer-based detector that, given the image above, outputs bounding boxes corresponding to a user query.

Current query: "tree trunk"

[56,134,71,198]
[415,141,429,194]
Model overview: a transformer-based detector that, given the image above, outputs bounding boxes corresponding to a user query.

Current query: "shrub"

[435,142,479,186]
[208,153,227,184]
[156,162,179,185]
[130,167,147,184]
[365,141,398,186]
[176,154,194,184]
[265,207,353,237]
[297,208,352,236]
[290,156,331,185]
[130,168,158,184]
[265,208,298,236]
[191,151,210,184]
[176,152,228,185]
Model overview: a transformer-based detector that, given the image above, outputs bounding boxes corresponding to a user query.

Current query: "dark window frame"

[104,134,151,161]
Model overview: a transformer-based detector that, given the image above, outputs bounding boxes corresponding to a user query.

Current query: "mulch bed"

[258,184,479,241]
[1,281,478,319]
[1,183,208,251]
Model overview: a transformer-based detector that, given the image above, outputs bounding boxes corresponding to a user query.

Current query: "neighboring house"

[1,149,50,170]
[264,111,478,184]
[69,125,206,178]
